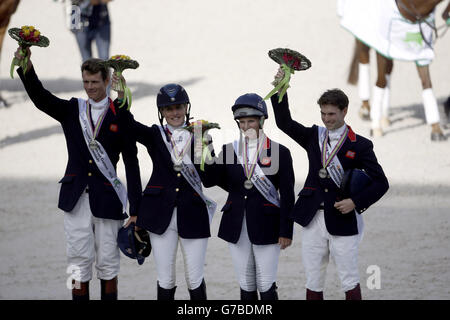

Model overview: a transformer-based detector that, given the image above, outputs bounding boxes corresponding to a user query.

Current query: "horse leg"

[355,39,371,121]
[381,59,394,127]
[370,52,389,137]
[347,38,360,85]
[0,23,9,108]
[0,0,21,108]
[417,65,447,141]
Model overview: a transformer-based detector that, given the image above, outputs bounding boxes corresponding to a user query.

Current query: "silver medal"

[319,168,328,179]
[173,163,183,172]
[89,139,98,149]
[244,179,253,189]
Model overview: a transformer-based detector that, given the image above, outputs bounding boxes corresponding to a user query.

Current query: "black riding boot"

[259,282,278,300]
[306,288,324,300]
[157,282,177,300]
[345,283,362,300]
[188,279,207,300]
[72,281,89,301]
[240,288,258,300]
[100,277,118,300]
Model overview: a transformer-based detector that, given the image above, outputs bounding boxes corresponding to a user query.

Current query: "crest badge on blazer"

[110,124,118,132]
[261,157,271,166]
[345,150,356,159]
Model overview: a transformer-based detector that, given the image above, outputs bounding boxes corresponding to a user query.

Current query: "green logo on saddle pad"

[404,32,423,46]
[113,179,121,187]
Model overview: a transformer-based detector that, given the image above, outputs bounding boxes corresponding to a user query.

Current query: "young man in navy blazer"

[15,47,142,300]
[269,68,389,300]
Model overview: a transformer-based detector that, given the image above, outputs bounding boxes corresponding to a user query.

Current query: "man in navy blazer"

[15,47,142,300]
[270,75,388,300]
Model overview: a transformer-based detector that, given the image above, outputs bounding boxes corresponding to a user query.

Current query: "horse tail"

[347,41,360,85]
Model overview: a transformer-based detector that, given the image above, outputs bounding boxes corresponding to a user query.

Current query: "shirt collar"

[166,122,187,134]
[89,96,109,109]
[328,123,347,140]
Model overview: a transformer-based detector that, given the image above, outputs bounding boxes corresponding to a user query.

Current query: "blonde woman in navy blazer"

[201,93,295,300]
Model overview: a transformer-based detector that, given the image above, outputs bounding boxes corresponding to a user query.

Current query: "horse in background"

[347,39,393,127]
[341,0,450,141]
[0,0,21,108]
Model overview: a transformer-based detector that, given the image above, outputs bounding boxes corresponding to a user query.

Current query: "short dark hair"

[81,58,109,81]
[317,88,349,110]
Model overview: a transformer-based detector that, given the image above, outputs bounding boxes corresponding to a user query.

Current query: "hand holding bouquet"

[100,55,139,109]
[183,120,221,171]
[263,48,311,102]
[9,26,49,78]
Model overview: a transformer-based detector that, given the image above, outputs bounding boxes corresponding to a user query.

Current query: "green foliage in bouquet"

[264,48,311,102]
[9,26,49,78]
[183,120,221,171]
[99,55,139,109]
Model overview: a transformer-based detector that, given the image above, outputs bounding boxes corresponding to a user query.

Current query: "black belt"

[318,204,324,210]
[85,188,89,193]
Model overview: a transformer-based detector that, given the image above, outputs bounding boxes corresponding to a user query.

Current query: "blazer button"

[175,188,179,192]
[88,172,92,177]
[89,160,93,164]
[244,196,247,199]
[177,173,181,177]
[324,188,328,192]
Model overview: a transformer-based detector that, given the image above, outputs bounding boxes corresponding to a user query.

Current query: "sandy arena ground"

[0,0,449,300]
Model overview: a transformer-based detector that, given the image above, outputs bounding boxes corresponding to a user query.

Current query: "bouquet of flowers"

[9,26,50,78]
[99,55,139,109]
[263,48,311,102]
[183,120,220,171]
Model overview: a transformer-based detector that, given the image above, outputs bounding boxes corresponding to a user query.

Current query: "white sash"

[318,126,364,233]
[157,126,217,223]
[318,126,346,188]
[78,98,128,212]
[232,140,280,207]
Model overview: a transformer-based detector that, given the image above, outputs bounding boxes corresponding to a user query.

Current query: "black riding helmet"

[157,83,190,108]
[157,83,191,140]
[232,93,268,129]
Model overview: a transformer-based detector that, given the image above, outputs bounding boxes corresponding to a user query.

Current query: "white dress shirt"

[89,96,109,125]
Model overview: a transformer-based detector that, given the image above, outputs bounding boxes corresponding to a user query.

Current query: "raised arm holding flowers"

[12,28,143,301]
[9,25,49,78]
[100,55,139,109]
[113,83,216,300]
[263,48,311,103]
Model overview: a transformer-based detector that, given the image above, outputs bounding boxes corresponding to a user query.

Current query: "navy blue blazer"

[18,67,142,220]
[118,112,211,239]
[271,93,389,236]
[201,138,295,245]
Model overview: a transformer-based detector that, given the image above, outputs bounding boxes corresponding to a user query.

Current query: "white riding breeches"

[301,209,363,292]
[64,190,123,283]
[228,215,280,293]
[149,208,208,290]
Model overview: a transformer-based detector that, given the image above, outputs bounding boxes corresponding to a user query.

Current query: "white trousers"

[64,191,123,283]
[301,210,363,292]
[228,215,280,293]
[149,208,208,290]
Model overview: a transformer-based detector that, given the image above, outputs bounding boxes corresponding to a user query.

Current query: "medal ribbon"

[86,98,112,141]
[167,126,193,164]
[232,139,280,207]
[321,127,348,170]
[157,125,217,222]
[243,135,266,181]
[78,98,128,213]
